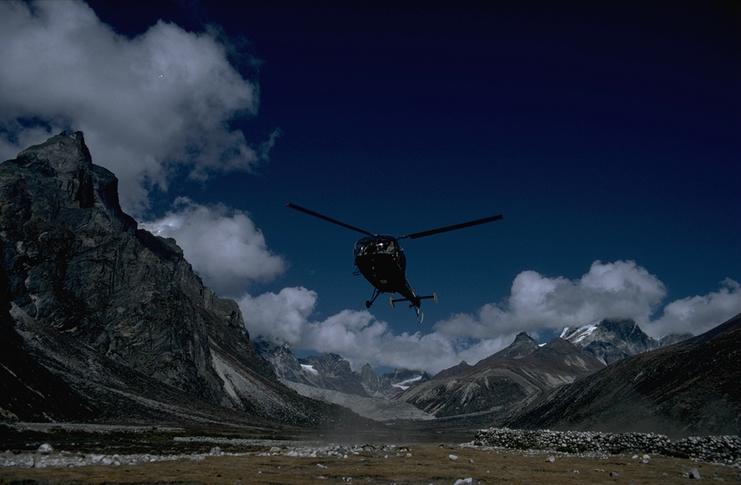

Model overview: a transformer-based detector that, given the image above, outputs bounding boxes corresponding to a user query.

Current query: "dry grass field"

[2,443,739,484]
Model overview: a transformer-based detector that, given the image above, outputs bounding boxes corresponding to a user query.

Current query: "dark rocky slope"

[510,313,741,436]
[401,333,604,419]
[0,132,353,427]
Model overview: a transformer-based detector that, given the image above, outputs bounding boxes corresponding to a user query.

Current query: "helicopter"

[287,203,503,322]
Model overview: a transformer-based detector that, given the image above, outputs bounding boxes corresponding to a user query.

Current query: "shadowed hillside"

[510,313,741,437]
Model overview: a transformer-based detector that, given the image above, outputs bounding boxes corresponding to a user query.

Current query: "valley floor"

[2,443,740,484]
[1,424,739,484]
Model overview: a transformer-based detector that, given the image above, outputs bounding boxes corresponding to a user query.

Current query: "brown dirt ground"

[1,444,739,484]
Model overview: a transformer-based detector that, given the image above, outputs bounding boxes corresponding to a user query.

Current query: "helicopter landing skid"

[365,288,381,309]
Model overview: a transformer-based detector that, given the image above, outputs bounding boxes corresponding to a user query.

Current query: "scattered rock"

[453,479,473,485]
[317,463,328,469]
[688,468,701,480]
[610,471,620,478]
[37,443,53,454]
[449,454,459,461]
[546,455,555,463]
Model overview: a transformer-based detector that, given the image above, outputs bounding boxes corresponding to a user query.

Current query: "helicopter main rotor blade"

[401,214,503,240]
[287,202,376,237]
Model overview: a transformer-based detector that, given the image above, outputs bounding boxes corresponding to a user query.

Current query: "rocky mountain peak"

[542,337,578,353]
[493,331,539,360]
[17,131,92,173]
[0,132,337,425]
[514,331,535,342]
[6,130,135,231]
[599,318,640,336]
[561,318,657,364]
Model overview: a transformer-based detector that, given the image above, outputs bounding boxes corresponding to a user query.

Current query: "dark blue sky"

[88,1,740,333]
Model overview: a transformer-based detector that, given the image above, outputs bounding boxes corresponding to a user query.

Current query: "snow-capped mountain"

[560,318,658,364]
[400,333,604,419]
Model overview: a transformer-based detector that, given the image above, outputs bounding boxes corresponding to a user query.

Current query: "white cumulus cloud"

[237,286,516,374]
[435,260,667,339]
[238,287,318,345]
[237,261,740,374]
[142,198,285,296]
[648,278,741,337]
[0,0,263,214]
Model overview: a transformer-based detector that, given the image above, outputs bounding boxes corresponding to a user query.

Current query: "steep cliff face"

[0,132,337,425]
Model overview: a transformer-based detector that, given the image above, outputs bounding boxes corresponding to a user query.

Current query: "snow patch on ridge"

[300,364,319,375]
[563,323,599,344]
[392,375,423,391]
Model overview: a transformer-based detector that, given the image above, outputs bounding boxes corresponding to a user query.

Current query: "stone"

[688,468,701,479]
[37,443,53,454]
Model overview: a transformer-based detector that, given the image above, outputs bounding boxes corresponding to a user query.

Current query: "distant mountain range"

[253,316,731,435]
[254,338,430,399]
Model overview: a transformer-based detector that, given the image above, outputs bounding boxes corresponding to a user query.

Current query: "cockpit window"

[355,238,396,256]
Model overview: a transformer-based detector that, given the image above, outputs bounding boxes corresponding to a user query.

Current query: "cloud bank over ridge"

[236,261,740,374]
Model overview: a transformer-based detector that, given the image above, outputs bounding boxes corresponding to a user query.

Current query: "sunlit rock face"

[0,132,338,425]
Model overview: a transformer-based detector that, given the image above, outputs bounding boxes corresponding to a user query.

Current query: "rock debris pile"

[473,427,741,465]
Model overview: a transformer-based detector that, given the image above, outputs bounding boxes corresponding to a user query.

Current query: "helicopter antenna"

[286,203,376,236]
[400,214,503,240]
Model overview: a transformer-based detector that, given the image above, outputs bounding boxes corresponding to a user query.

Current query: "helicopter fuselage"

[286,201,502,321]
[354,235,418,303]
